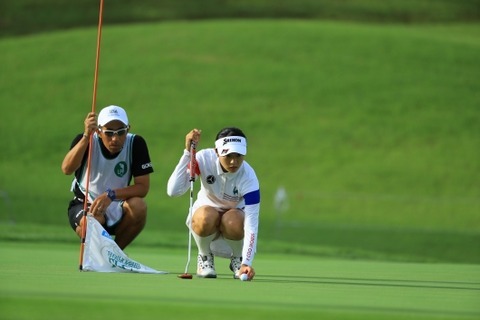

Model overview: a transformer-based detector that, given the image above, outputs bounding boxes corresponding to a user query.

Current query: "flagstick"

[79,0,104,271]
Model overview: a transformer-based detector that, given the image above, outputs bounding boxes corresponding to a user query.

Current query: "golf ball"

[240,273,248,281]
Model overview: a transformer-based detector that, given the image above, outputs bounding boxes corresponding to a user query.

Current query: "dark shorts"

[67,198,120,235]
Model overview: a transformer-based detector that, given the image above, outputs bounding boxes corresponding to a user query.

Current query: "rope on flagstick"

[79,0,104,271]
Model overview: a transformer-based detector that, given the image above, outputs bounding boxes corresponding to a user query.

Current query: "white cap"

[215,136,247,156]
[98,105,129,126]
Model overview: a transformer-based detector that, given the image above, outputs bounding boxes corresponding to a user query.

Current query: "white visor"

[215,136,247,156]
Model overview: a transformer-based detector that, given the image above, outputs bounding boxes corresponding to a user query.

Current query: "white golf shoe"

[197,253,217,278]
[229,256,242,279]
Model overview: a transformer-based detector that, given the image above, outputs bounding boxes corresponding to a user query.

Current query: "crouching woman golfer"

[61,105,154,250]
[167,127,261,280]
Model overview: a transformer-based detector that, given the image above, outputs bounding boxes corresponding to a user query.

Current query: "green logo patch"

[114,161,128,177]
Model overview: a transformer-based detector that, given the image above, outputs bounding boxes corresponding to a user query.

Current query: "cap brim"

[221,145,247,156]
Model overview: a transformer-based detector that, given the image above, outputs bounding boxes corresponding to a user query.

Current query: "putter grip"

[189,141,197,182]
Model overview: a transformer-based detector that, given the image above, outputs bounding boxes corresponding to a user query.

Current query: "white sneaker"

[197,253,217,278]
[229,256,242,279]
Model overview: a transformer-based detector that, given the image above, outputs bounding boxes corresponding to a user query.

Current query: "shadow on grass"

[254,274,480,291]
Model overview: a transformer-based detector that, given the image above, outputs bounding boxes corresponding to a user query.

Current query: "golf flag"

[82,215,167,274]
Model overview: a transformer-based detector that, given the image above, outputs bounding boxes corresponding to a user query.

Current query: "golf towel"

[82,215,167,274]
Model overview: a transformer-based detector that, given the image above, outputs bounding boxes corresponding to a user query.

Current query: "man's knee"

[124,197,147,224]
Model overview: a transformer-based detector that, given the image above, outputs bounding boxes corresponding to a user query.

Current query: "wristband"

[83,133,89,139]
[106,188,116,201]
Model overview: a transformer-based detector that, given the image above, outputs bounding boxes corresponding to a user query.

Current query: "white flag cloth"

[81,215,167,274]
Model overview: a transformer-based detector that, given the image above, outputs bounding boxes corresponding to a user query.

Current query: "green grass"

[1,3,479,319]
[0,19,479,264]
[1,241,479,320]
[2,0,479,38]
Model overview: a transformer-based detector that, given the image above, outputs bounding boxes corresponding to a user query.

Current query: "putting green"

[0,241,479,320]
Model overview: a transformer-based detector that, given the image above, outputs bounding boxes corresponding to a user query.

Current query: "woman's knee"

[192,206,219,236]
[220,209,244,240]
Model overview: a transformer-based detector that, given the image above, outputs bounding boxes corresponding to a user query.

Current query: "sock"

[193,232,216,256]
[224,238,243,257]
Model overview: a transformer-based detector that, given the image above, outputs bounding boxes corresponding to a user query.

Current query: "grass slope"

[1,242,479,320]
[0,20,479,263]
[2,0,480,37]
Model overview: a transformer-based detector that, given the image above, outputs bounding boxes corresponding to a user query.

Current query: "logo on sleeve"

[142,162,152,170]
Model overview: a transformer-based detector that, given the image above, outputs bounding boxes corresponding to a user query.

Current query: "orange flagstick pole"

[79,0,105,271]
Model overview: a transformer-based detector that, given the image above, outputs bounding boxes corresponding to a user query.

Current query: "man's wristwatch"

[106,188,116,201]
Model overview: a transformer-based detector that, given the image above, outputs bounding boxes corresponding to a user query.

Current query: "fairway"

[1,18,479,264]
[0,241,478,320]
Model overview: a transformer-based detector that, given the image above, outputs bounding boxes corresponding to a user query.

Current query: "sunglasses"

[100,127,128,137]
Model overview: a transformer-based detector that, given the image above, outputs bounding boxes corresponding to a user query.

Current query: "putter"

[178,140,197,279]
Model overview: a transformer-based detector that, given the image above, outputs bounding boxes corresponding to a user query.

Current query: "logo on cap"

[223,138,242,145]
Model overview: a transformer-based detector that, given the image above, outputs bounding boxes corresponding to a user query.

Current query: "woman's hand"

[185,128,201,151]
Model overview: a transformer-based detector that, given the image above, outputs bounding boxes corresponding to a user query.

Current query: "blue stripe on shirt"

[244,189,260,205]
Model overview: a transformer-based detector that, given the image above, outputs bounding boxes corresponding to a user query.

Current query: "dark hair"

[215,127,247,140]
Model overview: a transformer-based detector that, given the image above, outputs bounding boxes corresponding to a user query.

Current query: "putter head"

[178,273,193,279]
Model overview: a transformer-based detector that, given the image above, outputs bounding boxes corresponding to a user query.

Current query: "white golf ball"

[240,273,248,281]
